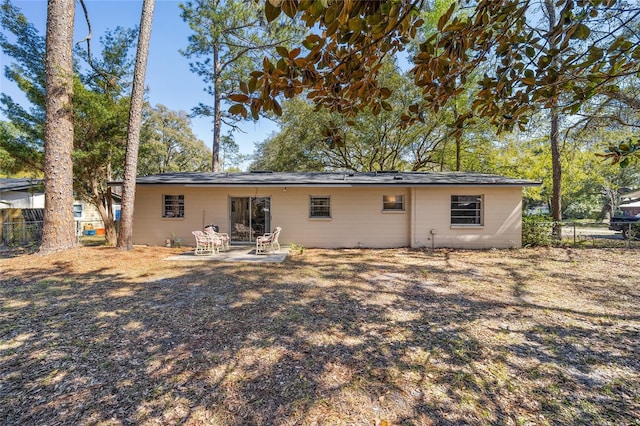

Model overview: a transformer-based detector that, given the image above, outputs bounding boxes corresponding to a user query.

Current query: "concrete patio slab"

[164,245,289,263]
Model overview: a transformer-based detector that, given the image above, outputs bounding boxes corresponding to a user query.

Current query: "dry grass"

[1,246,639,425]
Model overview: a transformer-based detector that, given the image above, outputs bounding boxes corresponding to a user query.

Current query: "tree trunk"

[117,0,155,250]
[455,130,461,171]
[40,0,76,255]
[103,188,117,245]
[453,105,461,171]
[550,104,562,239]
[212,43,221,172]
[544,0,562,240]
[104,159,116,245]
[92,193,116,245]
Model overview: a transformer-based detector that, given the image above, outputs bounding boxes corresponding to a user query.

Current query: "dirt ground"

[1,246,639,425]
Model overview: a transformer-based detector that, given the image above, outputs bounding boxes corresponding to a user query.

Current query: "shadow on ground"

[1,248,639,425]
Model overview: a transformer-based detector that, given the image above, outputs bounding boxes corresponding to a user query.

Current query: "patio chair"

[192,230,218,255]
[255,226,282,255]
[234,223,255,240]
[204,226,230,251]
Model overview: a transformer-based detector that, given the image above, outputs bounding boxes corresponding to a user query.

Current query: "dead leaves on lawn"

[1,247,639,425]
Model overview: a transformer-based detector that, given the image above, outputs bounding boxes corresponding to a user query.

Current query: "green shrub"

[522,215,554,247]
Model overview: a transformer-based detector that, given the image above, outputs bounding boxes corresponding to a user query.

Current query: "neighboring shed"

[0,178,113,234]
[0,178,44,209]
[125,171,539,249]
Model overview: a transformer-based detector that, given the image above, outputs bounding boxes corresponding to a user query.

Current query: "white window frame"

[73,203,83,219]
[450,195,483,226]
[163,194,185,218]
[309,195,331,218]
[382,195,405,212]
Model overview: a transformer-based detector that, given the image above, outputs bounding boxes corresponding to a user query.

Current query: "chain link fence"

[0,220,43,248]
[0,220,109,253]
[523,219,640,248]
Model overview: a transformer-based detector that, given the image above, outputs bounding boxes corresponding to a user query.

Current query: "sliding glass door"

[230,197,271,242]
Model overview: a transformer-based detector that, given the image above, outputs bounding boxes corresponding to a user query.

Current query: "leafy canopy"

[232,0,639,136]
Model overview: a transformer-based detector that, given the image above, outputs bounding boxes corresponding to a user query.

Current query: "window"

[451,195,483,225]
[309,196,331,218]
[73,204,83,219]
[163,195,184,218]
[383,195,404,211]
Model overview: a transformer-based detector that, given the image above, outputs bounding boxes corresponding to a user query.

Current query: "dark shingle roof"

[0,178,43,192]
[130,171,539,187]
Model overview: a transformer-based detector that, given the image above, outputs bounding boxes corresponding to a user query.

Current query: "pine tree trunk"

[40,0,76,255]
[212,43,221,172]
[117,0,155,250]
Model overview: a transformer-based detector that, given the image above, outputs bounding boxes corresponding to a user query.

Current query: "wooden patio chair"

[204,226,230,251]
[255,227,282,255]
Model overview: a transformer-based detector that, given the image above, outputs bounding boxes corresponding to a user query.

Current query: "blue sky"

[0,0,278,168]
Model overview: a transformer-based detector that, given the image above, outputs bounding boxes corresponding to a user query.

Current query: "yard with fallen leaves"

[1,246,639,425]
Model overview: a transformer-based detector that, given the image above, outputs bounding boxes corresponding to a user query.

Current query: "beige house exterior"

[129,172,538,249]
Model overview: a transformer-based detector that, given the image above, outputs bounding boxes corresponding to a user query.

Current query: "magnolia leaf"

[522,77,535,86]
[324,1,339,23]
[265,1,282,23]
[282,0,298,19]
[573,23,590,40]
[228,104,247,118]
[248,77,258,93]
[379,87,392,99]
[276,46,289,58]
[229,94,250,103]
[446,22,466,32]
[588,47,603,62]
[326,19,340,37]
[263,57,275,72]
[437,3,455,32]
[250,99,261,120]
[272,99,282,116]
[289,47,301,59]
[348,16,361,32]
[298,0,313,11]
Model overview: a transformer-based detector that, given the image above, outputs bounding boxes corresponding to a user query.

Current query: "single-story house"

[0,178,44,209]
[0,178,115,234]
[126,171,540,249]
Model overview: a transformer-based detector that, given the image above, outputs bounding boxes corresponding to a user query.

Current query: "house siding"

[133,186,410,248]
[0,191,45,209]
[132,184,522,249]
[412,186,522,249]
[275,187,409,248]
